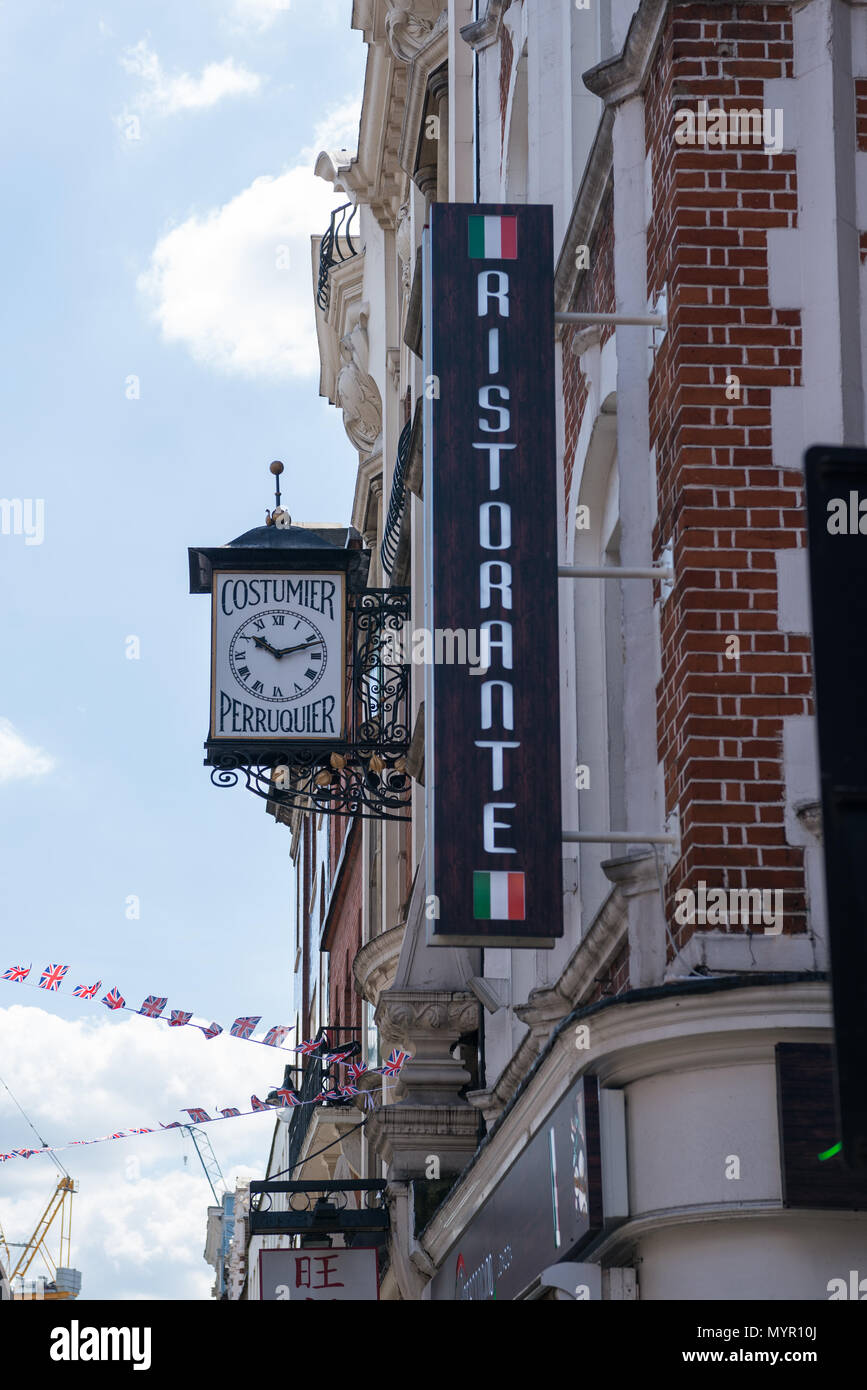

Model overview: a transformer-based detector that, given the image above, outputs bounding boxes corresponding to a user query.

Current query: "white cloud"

[0,719,54,783]
[305,97,362,161]
[231,0,293,29]
[121,39,262,116]
[0,1004,282,1299]
[138,164,345,380]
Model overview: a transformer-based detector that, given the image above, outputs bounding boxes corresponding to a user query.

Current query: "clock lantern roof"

[189,458,369,594]
[188,519,369,594]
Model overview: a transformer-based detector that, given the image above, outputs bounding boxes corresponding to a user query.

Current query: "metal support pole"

[555,312,665,328]
[563,830,678,846]
[558,565,673,581]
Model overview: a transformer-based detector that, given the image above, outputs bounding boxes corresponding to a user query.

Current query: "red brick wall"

[645,3,808,948]
[499,22,513,147]
[325,830,363,1040]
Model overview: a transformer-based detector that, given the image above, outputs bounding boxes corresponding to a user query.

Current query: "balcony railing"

[380,418,413,579]
[317,202,359,312]
[280,1032,361,1177]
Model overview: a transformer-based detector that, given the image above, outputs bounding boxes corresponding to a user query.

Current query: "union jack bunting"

[338,1084,359,1097]
[160,1121,181,1130]
[102,987,125,1011]
[139,995,167,1019]
[230,1016,261,1040]
[271,1089,301,1108]
[323,1046,359,1066]
[109,1132,126,1140]
[202,1022,223,1041]
[73,980,101,1000]
[344,1061,368,1083]
[168,1010,193,1027]
[380,1048,410,1077]
[184,1108,211,1124]
[295,1032,329,1056]
[263,1025,290,1047]
[220,1108,240,1118]
[250,1095,268,1111]
[39,963,68,992]
[2,964,30,983]
[129,1128,153,1134]
[0,1154,10,1162]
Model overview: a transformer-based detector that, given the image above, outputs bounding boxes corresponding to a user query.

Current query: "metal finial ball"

[270,460,284,476]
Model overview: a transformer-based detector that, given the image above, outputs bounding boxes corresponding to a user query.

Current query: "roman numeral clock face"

[211,571,345,741]
[229,611,326,701]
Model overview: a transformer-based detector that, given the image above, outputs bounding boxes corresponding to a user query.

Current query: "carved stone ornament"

[385,2,436,62]
[335,304,383,455]
[395,201,413,292]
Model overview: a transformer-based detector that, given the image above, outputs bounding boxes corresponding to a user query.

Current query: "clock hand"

[275,637,324,658]
[245,633,282,656]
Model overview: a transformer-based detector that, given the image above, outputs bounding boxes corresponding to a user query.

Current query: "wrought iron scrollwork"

[206,587,411,821]
[317,202,359,312]
[380,419,412,578]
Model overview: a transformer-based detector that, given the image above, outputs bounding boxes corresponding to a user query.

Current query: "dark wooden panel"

[805,446,867,1168]
[776,1042,867,1208]
[427,203,563,945]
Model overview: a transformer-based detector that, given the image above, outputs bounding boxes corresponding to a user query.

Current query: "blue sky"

[0,0,364,1299]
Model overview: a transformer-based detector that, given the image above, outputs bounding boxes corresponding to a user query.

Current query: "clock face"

[211,571,345,741]
[228,610,327,702]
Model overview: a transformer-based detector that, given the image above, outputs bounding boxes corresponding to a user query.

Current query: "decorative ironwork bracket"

[249,1180,388,1237]
[206,588,412,821]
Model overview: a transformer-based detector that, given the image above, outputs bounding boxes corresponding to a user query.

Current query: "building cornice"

[581,0,668,107]
[460,0,510,51]
[353,920,407,1006]
[470,884,627,1124]
[397,13,449,180]
[340,17,409,229]
[418,976,831,1269]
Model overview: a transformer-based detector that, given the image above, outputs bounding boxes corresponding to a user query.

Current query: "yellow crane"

[0,1075,81,1300]
[8,1176,80,1300]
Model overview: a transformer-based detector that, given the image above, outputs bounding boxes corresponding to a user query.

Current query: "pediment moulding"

[337,5,414,229]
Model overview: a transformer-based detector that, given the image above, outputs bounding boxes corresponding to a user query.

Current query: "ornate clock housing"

[189,481,411,820]
[211,571,345,741]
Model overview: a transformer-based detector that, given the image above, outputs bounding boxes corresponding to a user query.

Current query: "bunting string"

[0,962,349,1057]
[0,1052,409,1165]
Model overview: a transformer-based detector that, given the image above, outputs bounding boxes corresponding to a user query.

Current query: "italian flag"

[468,215,518,260]
[473,870,525,921]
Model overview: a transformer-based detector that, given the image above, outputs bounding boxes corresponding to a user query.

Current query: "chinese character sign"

[259,1248,379,1301]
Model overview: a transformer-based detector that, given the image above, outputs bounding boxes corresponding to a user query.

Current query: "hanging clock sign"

[210,569,345,741]
[189,471,370,765]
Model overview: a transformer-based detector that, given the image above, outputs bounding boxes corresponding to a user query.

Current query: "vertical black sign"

[776,1043,867,1206]
[424,204,562,946]
[804,445,867,1168]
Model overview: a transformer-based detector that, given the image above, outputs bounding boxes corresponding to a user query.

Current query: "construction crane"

[0,1072,81,1300]
[8,1176,81,1300]
[182,1125,228,1203]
